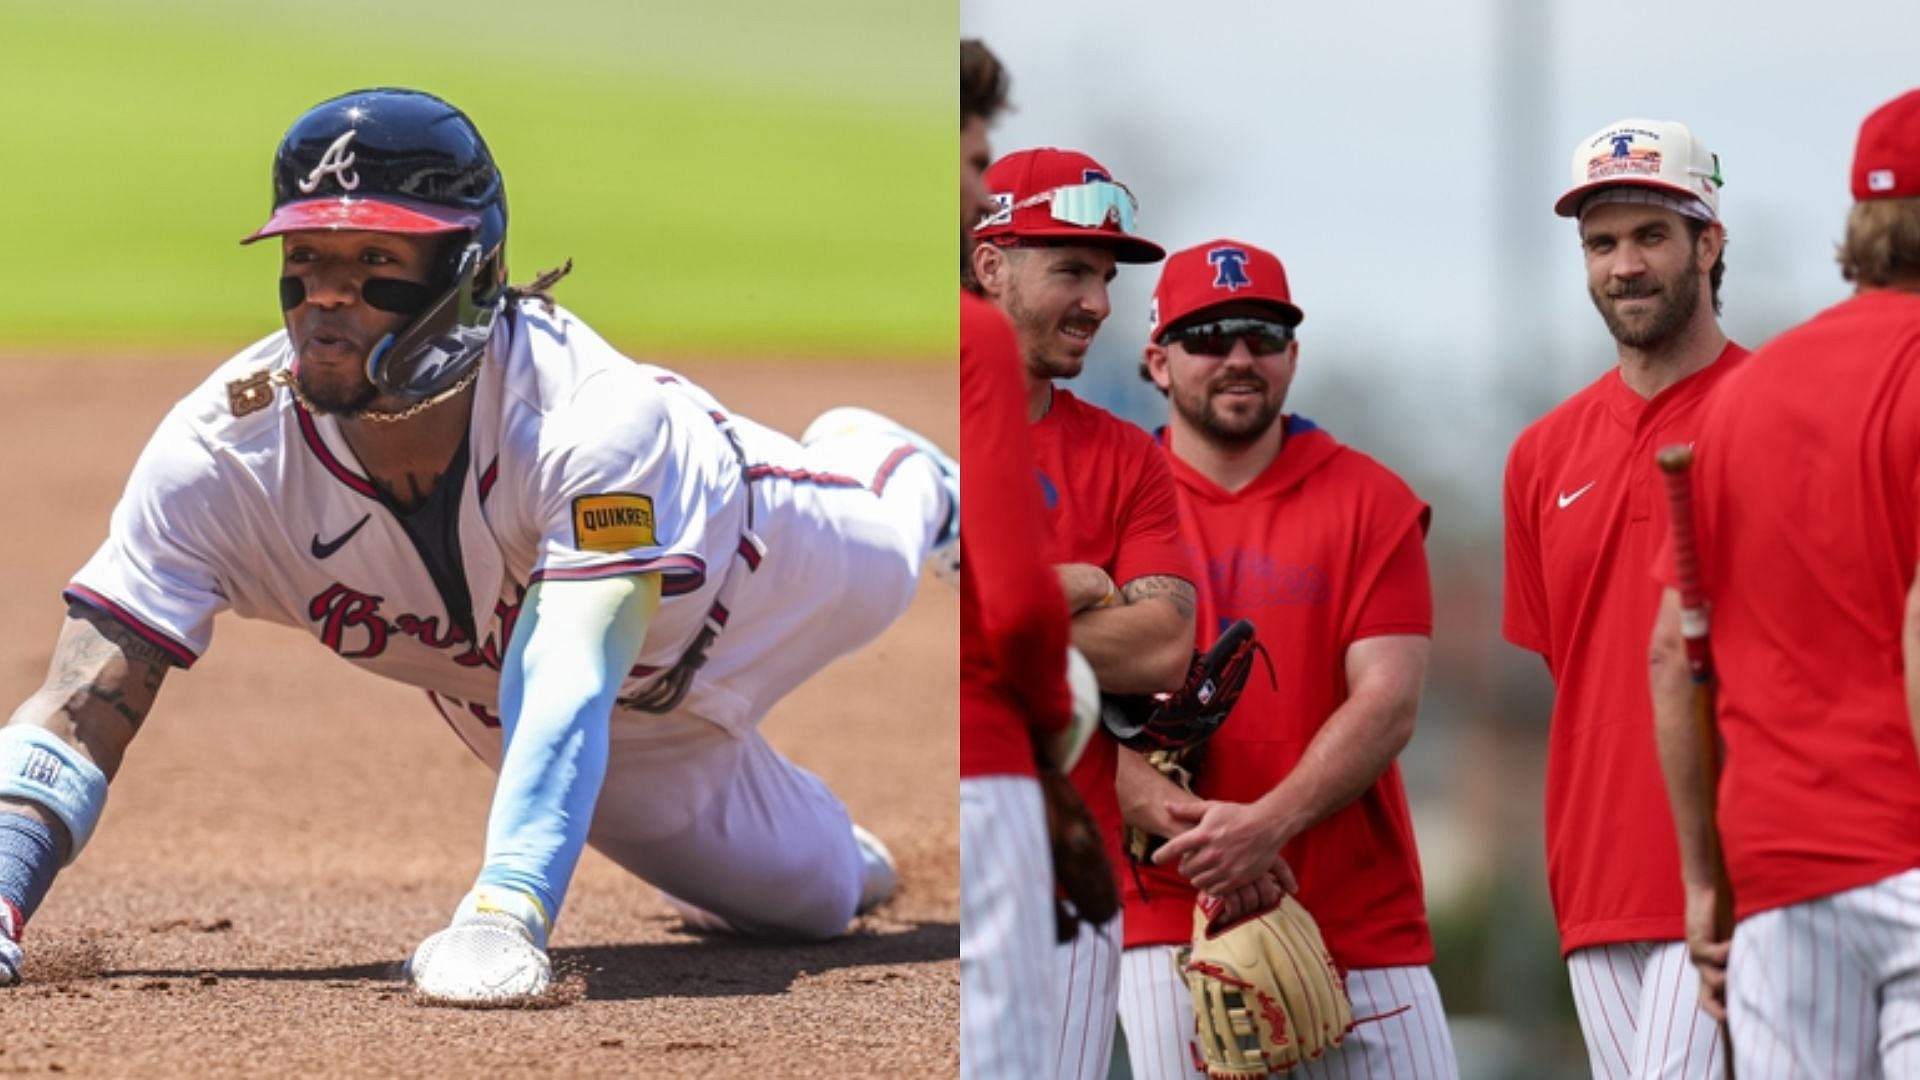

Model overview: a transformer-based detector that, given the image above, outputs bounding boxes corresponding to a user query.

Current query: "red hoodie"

[1124,417,1435,970]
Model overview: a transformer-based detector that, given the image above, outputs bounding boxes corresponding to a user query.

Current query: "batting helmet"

[243,88,508,403]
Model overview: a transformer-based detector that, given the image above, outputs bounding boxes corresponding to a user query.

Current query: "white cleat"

[406,915,552,1002]
[406,886,553,1003]
[853,823,897,915]
[801,406,959,587]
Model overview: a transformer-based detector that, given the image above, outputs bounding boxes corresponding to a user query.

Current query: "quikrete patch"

[572,494,657,552]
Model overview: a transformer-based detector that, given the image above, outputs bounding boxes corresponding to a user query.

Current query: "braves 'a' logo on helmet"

[298,130,361,194]
[1208,247,1253,292]
[256,88,509,404]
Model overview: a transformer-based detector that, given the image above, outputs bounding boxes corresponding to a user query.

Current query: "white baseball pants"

[961,775,1056,1079]
[1567,940,1726,1078]
[1726,869,1920,1079]
[1053,911,1124,1080]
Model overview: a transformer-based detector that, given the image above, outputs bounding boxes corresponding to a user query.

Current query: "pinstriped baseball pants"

[1567,941,1726,1078]
[960,776,1055,1079]
[1726,869,1920,1079]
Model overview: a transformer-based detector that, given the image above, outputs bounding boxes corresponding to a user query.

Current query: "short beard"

[293,357,380,416]
[1171,377,1284,447]
[1004,281,1092,380]
[1592,266,1703,350]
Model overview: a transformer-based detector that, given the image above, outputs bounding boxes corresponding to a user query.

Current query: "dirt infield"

[0,356,957,1077]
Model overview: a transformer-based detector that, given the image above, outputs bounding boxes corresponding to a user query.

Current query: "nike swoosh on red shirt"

[1557,481,1598,509]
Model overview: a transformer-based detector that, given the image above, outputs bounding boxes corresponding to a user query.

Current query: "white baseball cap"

[1554,118,1723,220]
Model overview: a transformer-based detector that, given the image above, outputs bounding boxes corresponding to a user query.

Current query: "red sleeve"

[1352,505,1433,642]
[961,294,1071,733]
[1502,430,1551,656]
[1111,436,1196,589]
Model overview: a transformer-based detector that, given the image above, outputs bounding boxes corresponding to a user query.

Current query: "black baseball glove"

[1100,618,1271,754]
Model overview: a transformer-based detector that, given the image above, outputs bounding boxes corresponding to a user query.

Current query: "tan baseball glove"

[1179,895,1353,1077]
[1125,748,1196,864]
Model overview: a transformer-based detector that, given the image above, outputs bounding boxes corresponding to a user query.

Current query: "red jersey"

[960,291,1071,779]
[1504,341,1748,955]
[1671,292,1920,919]
[1029,387,1195,870]
[1124,418,1435,970]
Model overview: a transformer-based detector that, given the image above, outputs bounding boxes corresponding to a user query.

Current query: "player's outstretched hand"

[406,886,552,1004]
[0,900,21,986]
[1683,881,1730,1020]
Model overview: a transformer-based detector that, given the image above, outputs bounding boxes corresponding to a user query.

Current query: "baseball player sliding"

[0,88,957,1001]
[1119,239,1458,1077]
[1651,88,1920,1076]
[971,145,1196,1080]
[1504,118,1745,1077]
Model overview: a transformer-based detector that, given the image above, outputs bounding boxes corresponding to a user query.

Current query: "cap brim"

[1163,298,1305,335]
[1553,178,1706,218]
[985,226,1166,264]
[241,196,481,245]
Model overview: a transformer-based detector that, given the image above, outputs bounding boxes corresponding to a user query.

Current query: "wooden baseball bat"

[1657,444,1736,1074]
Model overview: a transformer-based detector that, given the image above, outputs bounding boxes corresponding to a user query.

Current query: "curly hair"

[1837,199,1920,288]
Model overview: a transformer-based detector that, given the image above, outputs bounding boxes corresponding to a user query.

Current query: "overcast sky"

[961,0,1920,521]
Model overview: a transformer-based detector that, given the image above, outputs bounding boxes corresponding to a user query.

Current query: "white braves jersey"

[71,303,767,726]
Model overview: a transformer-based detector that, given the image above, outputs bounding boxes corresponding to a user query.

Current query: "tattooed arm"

[1067,573,1196,695]
[0,604,172,858]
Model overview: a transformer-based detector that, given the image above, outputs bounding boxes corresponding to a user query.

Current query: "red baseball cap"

[974,147,1165,264]
[1853,89,1920,202]
[1149,239,1304,340]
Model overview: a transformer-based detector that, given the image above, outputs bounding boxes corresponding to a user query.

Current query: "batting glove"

[405,886,552,1003]
[0,899,23,987]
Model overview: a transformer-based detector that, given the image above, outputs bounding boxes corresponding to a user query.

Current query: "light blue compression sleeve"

[477,574,660,928]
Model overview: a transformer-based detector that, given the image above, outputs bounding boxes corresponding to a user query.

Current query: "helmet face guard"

[363,242,499,398]
[245,88,508,402]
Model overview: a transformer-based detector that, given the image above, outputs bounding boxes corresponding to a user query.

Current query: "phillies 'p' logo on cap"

[1150,239,1303,340]
[1208,247,1253,292]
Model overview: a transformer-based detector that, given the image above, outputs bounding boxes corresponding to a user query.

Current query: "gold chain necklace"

[273,360,482,424]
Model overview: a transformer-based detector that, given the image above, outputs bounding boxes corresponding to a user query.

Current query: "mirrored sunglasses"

[1011,180,1139,234]
[1161,317,1295,357]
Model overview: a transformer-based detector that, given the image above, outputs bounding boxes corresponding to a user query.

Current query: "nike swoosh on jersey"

[311,514,372,559]
[1556,481,1598,510]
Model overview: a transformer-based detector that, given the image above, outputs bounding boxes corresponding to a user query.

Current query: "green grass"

[0,0,953,358]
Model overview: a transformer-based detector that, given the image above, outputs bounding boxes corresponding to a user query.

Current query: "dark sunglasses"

[1160,317,1295,357]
